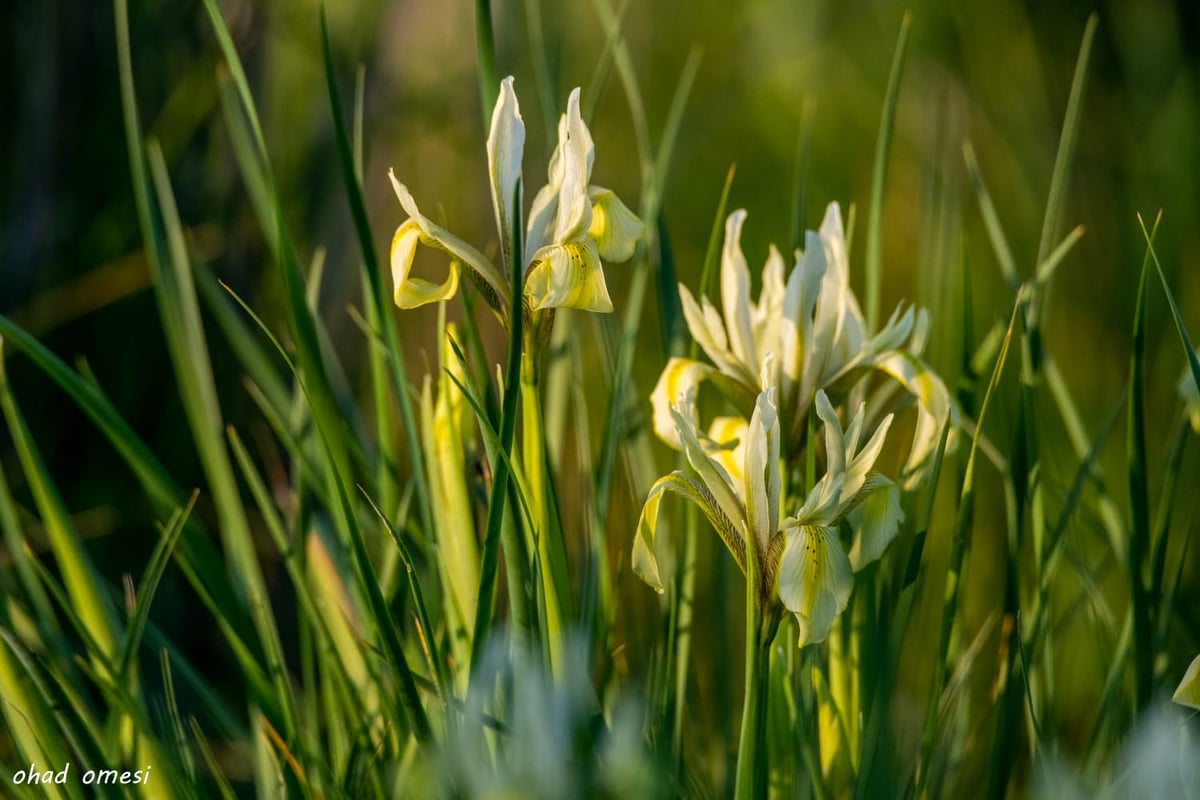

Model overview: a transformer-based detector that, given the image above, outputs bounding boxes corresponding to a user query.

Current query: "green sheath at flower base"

[387,78,642,322]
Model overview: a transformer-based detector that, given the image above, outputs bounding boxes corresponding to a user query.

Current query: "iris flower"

[636,371,904,646]
[388,78,642,320]
[651,202,954,488]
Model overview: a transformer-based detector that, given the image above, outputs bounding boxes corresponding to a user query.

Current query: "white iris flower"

[388,78,643,320]
[636,374,904,646]
[651,202,954,488]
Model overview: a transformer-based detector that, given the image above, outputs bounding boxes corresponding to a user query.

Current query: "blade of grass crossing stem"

[470,188,526,681]
[864,12,910,331]
[321,13,430,538]
[915,291,1021,797]
[146,142,298,741]
[1126,224,1157,714]
[0,348,119,667]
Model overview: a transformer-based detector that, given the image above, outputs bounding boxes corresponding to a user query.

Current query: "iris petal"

[777,522,853,646]
[524,239,612,312]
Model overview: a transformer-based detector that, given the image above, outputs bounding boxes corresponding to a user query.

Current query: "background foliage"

[2,0,1199,795]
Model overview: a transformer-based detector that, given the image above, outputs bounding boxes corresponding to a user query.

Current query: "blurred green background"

[2,0,1198,789]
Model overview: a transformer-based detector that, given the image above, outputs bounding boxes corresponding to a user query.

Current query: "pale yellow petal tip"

[390,222,461,309]
[588,187,644,262]
[524,240,613,312]
[1173,654,1200,710]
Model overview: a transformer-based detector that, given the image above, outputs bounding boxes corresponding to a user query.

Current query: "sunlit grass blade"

[864,11,911,331]
[473,0,499,120]
[0,344,119,665]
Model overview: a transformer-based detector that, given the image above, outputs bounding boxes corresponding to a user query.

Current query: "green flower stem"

[521,345,573,675]
[734,553,780,799]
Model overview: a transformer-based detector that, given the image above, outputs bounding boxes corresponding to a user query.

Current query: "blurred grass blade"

[962,140,1019,292]
[864,11,911,331]
[1035,14,1097,269]
[1138,212,1200,396]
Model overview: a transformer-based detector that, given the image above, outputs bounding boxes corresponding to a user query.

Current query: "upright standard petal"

[552,88,596,243]
[524,239,612,312]
[487,77,525,267]
[744,385,781,553]
[776,521,853,646]
[720,210,758,369]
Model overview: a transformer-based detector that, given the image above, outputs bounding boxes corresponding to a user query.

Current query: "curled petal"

[588,186,643,262]
[388,172,508,312]
[487,76,525,266]
[524,239,612,312]
[847,475,904,571]
[777,522,853,646]
[651,357,716,450]
[390,221,461,308]
[873,351,958,488]
[815,390,846,478]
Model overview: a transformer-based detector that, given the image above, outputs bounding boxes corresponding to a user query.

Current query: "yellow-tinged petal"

[525,239,612,312]
[387,172,509,312]
[588,186,643,262]
[873,350,957,488]
[390,221,461,308]
[651,357,716,450]
[1173,653,1200,709]
[706,415,747,491]
[777,521,853,646]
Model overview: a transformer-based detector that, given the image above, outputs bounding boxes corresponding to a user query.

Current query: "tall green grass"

[0,3,1197,799]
